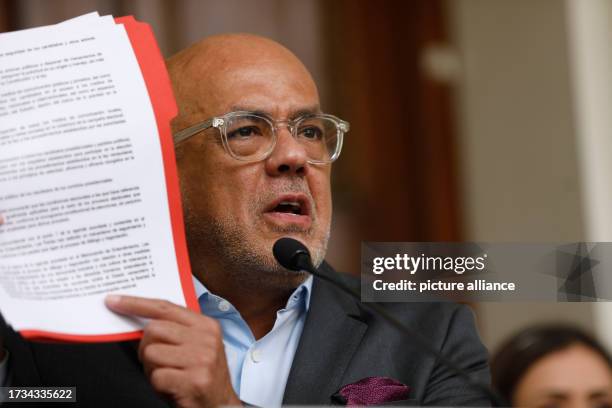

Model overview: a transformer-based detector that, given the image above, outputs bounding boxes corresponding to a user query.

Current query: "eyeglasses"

[173,111,349,164]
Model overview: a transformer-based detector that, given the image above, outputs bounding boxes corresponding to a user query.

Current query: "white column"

[565,0,612,350]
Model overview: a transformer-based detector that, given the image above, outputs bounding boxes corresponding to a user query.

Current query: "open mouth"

[273,201,304,215]
[264,194,311,221]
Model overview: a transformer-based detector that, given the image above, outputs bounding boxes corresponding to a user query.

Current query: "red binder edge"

[20,16,197,343]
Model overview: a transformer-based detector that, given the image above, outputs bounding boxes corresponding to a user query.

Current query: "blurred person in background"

[491,325,612,408]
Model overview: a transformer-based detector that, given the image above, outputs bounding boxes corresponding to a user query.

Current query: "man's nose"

[264,126,308,177]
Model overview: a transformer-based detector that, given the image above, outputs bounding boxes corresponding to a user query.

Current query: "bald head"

[166,33,319,132]
[165,34,331,295]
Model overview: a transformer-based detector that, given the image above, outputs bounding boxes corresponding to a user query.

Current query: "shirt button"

[250,349,262,363]
[218,300,231,312]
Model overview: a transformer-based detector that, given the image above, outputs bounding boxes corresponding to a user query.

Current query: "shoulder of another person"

[5,337,169,406]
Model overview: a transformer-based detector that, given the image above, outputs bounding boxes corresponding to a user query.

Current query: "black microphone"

[273,237,313,272]
[273,237,507,407]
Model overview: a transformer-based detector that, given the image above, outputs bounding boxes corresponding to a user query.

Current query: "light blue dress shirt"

[192,275,313,407]
[0,275,313,406]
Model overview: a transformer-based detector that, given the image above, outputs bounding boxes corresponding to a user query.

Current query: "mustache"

[253,180,315,214]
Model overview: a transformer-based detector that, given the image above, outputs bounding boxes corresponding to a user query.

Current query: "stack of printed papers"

[0,13,196,342]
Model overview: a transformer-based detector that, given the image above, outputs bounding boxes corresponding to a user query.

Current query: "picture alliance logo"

[371,253,489,275]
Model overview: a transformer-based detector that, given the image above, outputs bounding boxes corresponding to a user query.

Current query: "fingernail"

[105,294,122,306]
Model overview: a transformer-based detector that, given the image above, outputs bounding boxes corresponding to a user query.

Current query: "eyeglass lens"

[224,113,339,162]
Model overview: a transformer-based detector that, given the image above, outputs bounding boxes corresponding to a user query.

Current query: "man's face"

[175,53,331,288]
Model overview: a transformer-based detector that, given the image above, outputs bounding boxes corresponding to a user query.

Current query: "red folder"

[20,16,197,342]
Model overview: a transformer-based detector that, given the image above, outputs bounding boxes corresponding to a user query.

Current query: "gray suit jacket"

[2,263,491,406]
[282,263,491,406]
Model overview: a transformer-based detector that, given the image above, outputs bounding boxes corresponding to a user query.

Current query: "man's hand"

[105,295,241,408]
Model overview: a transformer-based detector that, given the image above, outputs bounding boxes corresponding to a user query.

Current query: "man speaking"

[0,34,490,407]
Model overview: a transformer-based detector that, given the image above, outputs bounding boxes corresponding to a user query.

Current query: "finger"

[139,319,221,365]
[149,367,186,396]
[141,343,213,369]
[141,320,190,347]
[0,215,4,225]
[105,295,199,325]
[138,320,196,363]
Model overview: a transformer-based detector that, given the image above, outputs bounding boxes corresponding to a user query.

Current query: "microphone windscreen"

[273,237,310,271]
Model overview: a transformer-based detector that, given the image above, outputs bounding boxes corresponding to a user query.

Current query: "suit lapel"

[282,273,368,405]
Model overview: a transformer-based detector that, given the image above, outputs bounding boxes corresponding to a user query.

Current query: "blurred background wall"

[2,0,611,355]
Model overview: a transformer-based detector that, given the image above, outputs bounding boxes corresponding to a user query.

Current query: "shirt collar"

[192,274,313,313]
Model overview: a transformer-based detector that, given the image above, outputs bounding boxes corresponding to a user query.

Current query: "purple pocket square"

[333,376,410,406]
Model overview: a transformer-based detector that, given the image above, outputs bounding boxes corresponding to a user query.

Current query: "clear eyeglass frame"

[173,110,350,164]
